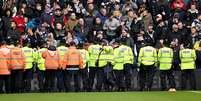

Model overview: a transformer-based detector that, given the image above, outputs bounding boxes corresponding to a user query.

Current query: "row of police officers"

[0,38,197,93]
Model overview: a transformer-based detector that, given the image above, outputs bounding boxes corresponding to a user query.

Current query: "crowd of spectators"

[1,0,201,61]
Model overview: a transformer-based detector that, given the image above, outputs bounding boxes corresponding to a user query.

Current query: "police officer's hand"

[154,63,158,68]
[137,63,140,67]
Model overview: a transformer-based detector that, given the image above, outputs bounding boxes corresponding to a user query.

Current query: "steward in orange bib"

[0,41,11,93]
[9,41,25,93]
[62,41,83,92]
[42,45,60,92]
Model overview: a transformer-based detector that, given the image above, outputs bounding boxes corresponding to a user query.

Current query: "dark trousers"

[57,69,65,92]
[45,69,57,92]
[88,67,106,91]
[37,70,45,92]
[113,70,126,91]
[88,67,97,91]
[64,69,81,92]
[11,69,24,93]
[160,69,176,90]
[139,64,155,91]
[96,67,106,91]
[0,75,11,93]
[23,68,33,92]
[80,68,89,91]
[181,69,196,90]
[124,64,133,90]
[104,65,116,91]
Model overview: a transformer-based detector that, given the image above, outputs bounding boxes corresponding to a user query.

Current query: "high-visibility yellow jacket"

[113,45,134,70]
[88,44,102,67]
[98,45,114,67]
[158,47,173,70]
[36,48,47,71]
[179,48,196,70]
[57,46,68,69]
[22,46,36,69]
[138,46,157,66]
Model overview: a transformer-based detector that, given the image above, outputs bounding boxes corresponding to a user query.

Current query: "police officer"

[158,41,176,91]
[138,43,157,91]
[120,37,134,91]
[22,41,36,92]
[180,44,197,90]
[96,40,114,91]
[113,39,134,91]
[194,36,201,69]
[78,43,90,91]
[36,43,47,92]
[57,40,68,92]
[88,40,102,91]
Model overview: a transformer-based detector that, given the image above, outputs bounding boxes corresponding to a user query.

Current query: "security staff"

[113,40,133,91]
[120,38,134,91]
[57,40,68,92]
[36,44,47,92]
[88,40,102,91]
[42,45,60,92]
[78,43,90,91]
[10,42,25,93]
[180,44,196,90]
[158,41,176,91]
[138,43,157,91]
[96,40,113,91]
[194,36,201,69]
[62,41,83,92]
[22,42,36,92]
[0,41,11,93]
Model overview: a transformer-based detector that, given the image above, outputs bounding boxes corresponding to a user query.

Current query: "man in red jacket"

[12,11,25,34]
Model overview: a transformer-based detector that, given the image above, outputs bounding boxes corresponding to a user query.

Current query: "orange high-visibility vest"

[42,50,60,70]
[0,50,10,75]
[10,47,25,70]
[62,46,83,69]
